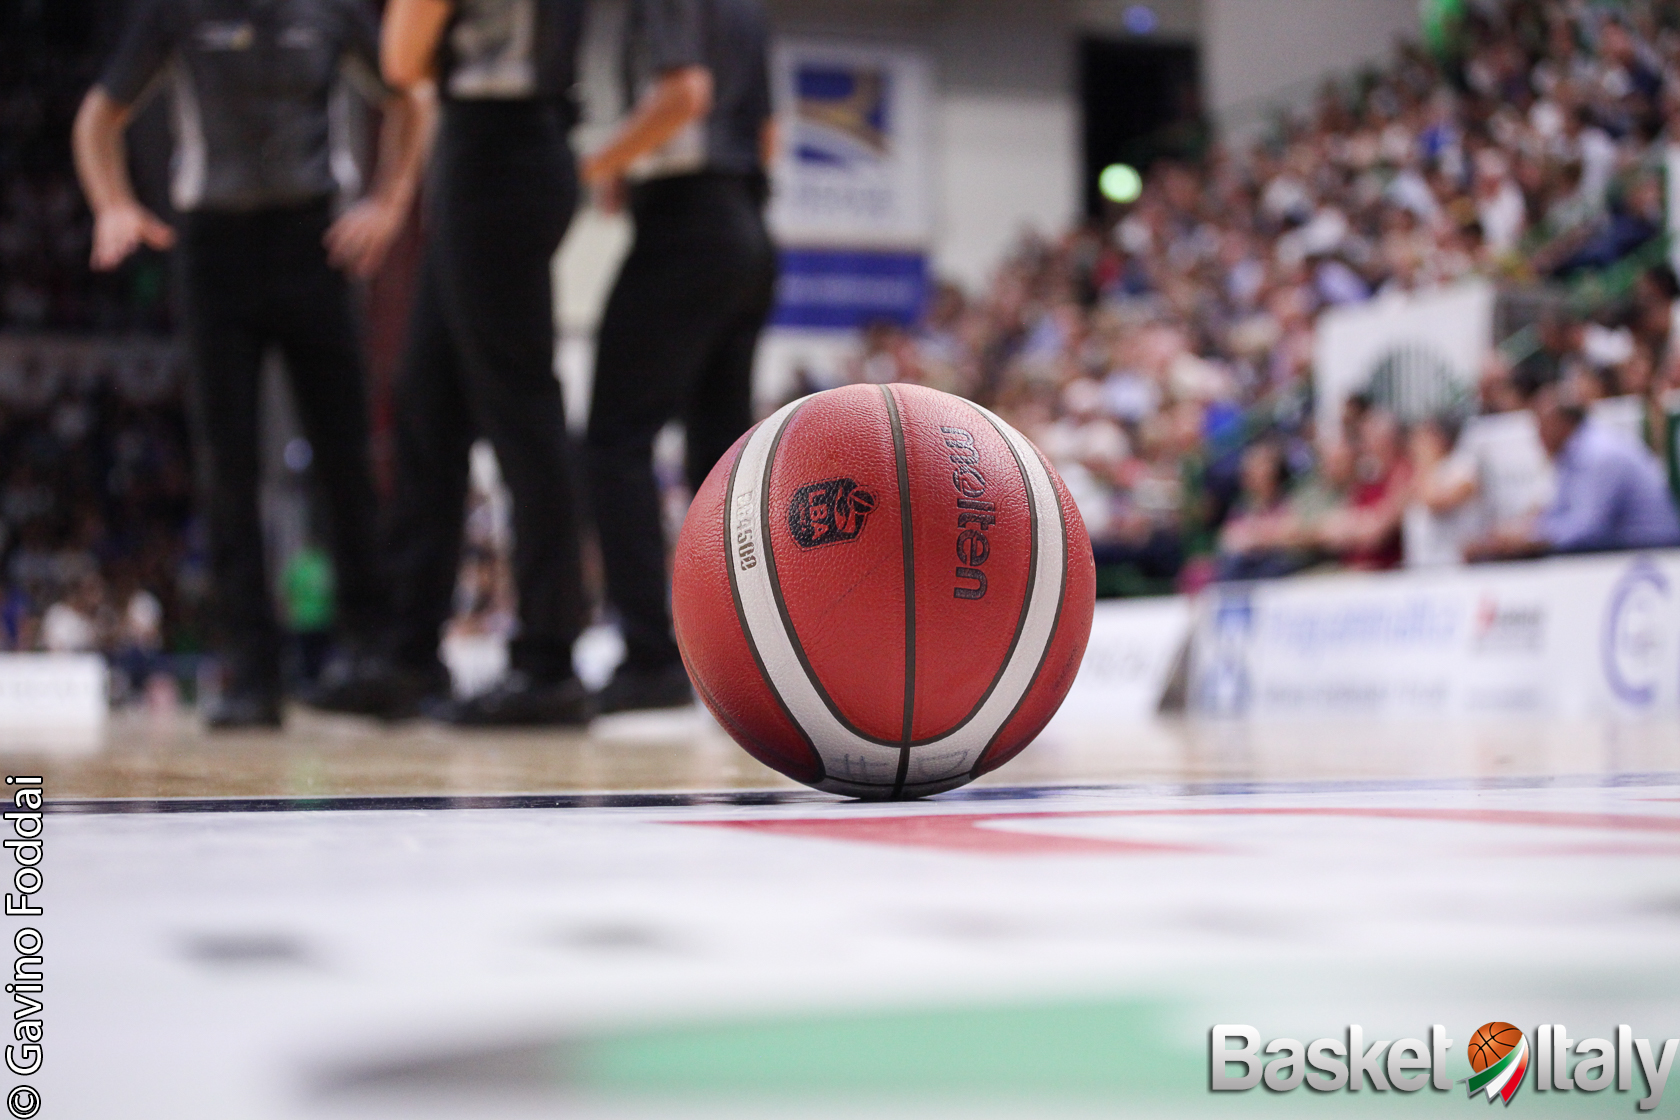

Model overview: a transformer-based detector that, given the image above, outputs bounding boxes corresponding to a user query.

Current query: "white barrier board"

[0,654,108,742]
[1189,551,1680,719]
[1050,596,1191,725]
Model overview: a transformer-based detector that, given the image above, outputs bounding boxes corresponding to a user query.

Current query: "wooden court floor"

[24,703,1680,802]
[40,702,1680,1119]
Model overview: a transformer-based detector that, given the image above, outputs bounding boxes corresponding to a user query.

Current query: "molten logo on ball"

[941,425,993,600]
[788,478,876,548]
[1465,1022,1528,1105]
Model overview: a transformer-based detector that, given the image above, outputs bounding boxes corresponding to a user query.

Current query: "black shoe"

[203,691,283,730]
[440,671,593,727]
[594,662,694,715]
[304,655,451,721]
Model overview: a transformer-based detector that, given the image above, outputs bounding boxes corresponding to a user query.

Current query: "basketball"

[672,383,1096,800]
[1468,1023,1525,1072]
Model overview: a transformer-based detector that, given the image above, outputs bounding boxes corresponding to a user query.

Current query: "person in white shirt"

[1473,151,1527,255]
[1422,360,1556,544]
[1404,415,1482,567]
[41,574,106,653]
[113,585,166,699]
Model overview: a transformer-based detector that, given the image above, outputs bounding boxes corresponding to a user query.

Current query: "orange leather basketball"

[672,383,1095,799]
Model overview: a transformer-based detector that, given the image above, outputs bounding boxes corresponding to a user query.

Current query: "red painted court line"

[689,815,1214,856]
[1489,844,1680,857]
[685,806,1680,857]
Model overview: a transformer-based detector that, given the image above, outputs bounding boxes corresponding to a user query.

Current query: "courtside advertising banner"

[1190,551,1680,719]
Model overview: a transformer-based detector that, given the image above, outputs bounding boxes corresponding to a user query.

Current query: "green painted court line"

[580,1000,1191,1096]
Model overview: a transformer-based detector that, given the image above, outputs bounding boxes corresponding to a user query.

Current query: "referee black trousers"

[384,100,585,682]
[176,199,386,694]
[587,172,777,671]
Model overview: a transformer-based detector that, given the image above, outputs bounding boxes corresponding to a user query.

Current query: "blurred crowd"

[0,0,169,334]
[9,0,1680,700]
[825,0,1680,592]
[0,338,201,700]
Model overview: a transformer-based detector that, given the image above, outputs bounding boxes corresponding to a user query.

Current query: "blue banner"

[771,248,928,329]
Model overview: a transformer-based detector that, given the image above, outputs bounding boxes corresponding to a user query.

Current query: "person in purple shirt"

[1467,382,1680,560]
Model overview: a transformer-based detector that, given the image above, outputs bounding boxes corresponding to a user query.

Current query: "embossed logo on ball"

[788,478,876,548]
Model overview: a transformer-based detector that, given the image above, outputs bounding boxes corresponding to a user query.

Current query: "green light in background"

[1099,163,1143,204]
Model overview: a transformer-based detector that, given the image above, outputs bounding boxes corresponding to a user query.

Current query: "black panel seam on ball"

[973,442,1066,773]
[986,461,1072,767]
[883,398,1038,747]
[881,385,917,800]
[974,443,1061,775]
[761,396,906,750]
[723,419,822,770]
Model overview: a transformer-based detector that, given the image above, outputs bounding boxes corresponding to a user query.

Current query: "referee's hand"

[326,197,405,279]
[581,155,625,214]
[91,201,174,271]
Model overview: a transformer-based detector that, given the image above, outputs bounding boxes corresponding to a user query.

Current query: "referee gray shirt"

[436,0,585,102]
[624,0,771,180]
[100,0,387,212]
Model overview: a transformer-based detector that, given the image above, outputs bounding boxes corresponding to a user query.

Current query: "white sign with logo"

[1314,281,1494,439]
[768,39,932,250]
[1188,551,1680,719]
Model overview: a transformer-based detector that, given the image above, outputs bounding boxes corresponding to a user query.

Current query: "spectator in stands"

[1550,174,1665,277]
[111,574,165,700]
[449,548,514,642]
[1092,401,1199,587]
[1285,435,1353,553]
[1466,382,1680,558]
[40,572,106,653]
[280,541,335,689]
[1036,377,1129,484]
[1404,414,1480,567]
[1417,356,1555,552]
[1628,266,1676,360]
[1319,409,1413,570]
[0,333,199,673]
[1215,439,1313,580]
[0,586,36,653]
[1473,150,1527,256]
